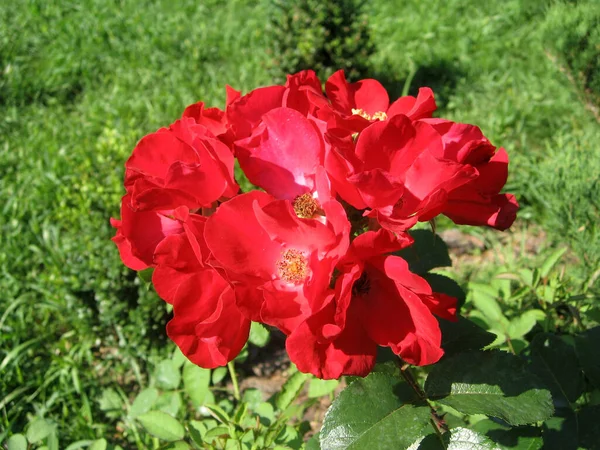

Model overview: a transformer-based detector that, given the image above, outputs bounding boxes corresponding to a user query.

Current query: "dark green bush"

[267,0,375,81]
[542,0,600,103]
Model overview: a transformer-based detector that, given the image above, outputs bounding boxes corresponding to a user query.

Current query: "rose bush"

[111,70,517,379]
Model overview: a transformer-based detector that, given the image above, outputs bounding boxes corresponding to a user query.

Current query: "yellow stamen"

[351,108,388,121]
[276,249,308,284]
[293,193,322,219]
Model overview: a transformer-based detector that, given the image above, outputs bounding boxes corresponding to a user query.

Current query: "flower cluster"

[111,70,518,379]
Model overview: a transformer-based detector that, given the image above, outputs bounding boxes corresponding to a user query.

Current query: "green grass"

[0,0,599,443]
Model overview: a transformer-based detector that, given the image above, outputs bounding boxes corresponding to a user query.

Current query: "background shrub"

[266,0,374,81]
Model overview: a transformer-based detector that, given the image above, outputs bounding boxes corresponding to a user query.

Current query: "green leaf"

[468,283,508,327]
[98,388,123,418]
[542,410,577,450]
[156,391,182,417]
[7,434,27,450]
[397,229,451,275]
[242,388,263,410]
[249,322,271,347]
[88,439,107,450]
[320,372,431,450]
[155,360,181,390]
[577,405,600,449]
[137,267,154,288]
[308,378,339,398]
[204,425,231,441]
[163,441,192,450]
[539,247,567,278]
[136,410,185,441]
[26,417,54,443]
[439,317,496,356]
[275,371,308,412]
[471,421,542,450]
[204,403,231,423]
[171,347,187,369]
[530,333,584,406]
[575,326,600,390]
[507,310,545,339]
[447,428,500,450]
[423,273,466,308]
[182,362,211,408]
[130,387,159,418]
[212,366,228,384]
[424,351,554,425]
[306,433,321,450]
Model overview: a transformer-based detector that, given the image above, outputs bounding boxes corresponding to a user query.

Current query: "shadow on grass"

[373,58,465,113]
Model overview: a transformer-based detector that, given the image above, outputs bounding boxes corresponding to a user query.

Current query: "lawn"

[1,0,598,445]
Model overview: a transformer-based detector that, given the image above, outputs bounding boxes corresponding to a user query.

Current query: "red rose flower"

[321,69,437,134]
[287,229,457,379]
[205,190,349,334]
[153,210,250,368]
[110,193,184,270]
[124,117,238,212]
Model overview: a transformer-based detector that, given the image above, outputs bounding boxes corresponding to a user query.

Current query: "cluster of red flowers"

[111,70,518,379]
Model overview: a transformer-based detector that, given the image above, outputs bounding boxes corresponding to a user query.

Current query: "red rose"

[124,117,238,212]
[153,211,250,368]
[110,193,185,270]
[287,229,457,379]
[205,190,349,334]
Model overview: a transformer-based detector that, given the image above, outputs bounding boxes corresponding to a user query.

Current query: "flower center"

[276,249,309,284]
[351,108,388,121]
[293,193,321,219]
[352,272,371,296]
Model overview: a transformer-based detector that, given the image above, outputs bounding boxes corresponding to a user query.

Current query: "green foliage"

[266,0,374,81]
[2,0,600,447]
[542,0,600,103]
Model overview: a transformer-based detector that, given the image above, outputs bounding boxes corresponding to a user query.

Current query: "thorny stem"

[228,361,240,401]
[397,360,449,443]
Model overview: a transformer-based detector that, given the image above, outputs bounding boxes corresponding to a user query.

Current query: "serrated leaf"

[320,372,430,450]
[7,434,27,450]
[183,362,211,408]
[130,387,159,418]
[507,310,545,339]
[439,317,496,355]
[155,360,181,390]
[424,351,553,425]
[530,333,584,406]
[472,421,543,450]
[447,428,500,450]
[26,418,54,443]
[136,411,184,441]
[88,439,107,450]
[308,378,339,398]
[249,322,271,347]
[397,229,451,274]
[276,371,308,411]
[539,248,567,279]
[575,326,600,390]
